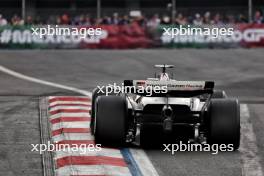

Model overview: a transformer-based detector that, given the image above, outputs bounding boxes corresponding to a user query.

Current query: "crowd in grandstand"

[0,10,263,27]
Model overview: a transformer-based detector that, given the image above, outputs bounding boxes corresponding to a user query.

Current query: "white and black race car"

[91,65,240,149]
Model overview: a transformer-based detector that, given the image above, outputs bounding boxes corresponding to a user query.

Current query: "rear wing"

[124,80,214,97]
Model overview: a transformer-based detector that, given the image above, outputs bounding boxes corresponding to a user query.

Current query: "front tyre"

[208,99,240,150]
[94,96,128,147]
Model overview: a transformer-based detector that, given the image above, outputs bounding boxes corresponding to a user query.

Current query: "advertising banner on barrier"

[0,24,153,49]
[0,24,264,49]
[158,24,264,48]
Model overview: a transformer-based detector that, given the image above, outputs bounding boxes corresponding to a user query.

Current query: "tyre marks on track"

[240,104,263,176]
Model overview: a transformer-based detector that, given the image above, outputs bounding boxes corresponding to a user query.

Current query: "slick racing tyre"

[91,87,115,134]
[94,96,128,147]
[211,90,227,99]
[208,99,240,150]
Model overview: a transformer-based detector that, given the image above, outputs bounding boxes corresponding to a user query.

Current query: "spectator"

[161,15,171,24]
[73,15,85,25]
[119,15,130,25]
[11,14,24,25]
[226,14,235,24]
[0,11,259,26]
[102,16,112,25]
[147,14,160,28]
[61,14,70,25]
[112,12,119,25]
[0,14,7,26]
[25,15,33,25]
[135,15,147,27]
[84,15,92,25]
[56,15,61,24]
[175,13,187,25]
[34,16,42,24]
[237,14,248,23]
[203,11,211,24]
[253,10,263,24]
[47,15,56,24]
[212,13,223,25]
[95,18,102,25]
[193,13,203,25]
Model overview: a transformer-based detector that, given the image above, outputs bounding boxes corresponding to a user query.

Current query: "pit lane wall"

[0,24,263,49]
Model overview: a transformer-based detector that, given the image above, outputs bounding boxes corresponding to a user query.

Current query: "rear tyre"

[94,96,128,147]
[91,87,115,134]
[208,99,240,150]
[212,90,227,99]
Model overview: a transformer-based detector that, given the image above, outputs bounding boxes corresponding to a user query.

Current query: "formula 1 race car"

[90,65,240,149]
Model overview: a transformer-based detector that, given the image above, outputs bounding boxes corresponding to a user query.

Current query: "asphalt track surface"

[0,49,263,176]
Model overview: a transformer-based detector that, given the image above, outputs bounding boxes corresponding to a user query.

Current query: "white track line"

[0,65,91,96]
[130,148,160,176]
[240,104,263,176]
